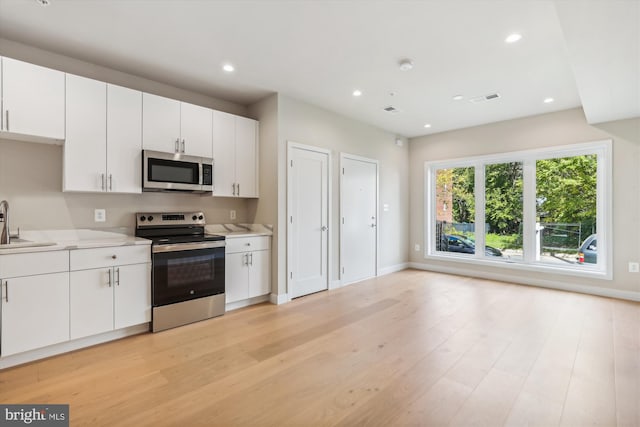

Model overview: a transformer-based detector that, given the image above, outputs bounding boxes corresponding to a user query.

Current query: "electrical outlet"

[230,210,236,220]
[94,209,106,222]
[629,262,639,273]
[414,244,420,252]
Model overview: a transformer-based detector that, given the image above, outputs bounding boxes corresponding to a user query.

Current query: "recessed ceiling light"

[352,89,362,97]
[222,63,235,73]
[543,97,555,103]
[452,95,464,101]
[423,124,432,129]
[35,0,51,5]
[505,33,522,43]
[399,59,414,71]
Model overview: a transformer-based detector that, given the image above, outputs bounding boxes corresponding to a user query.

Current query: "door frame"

[339,152,379,284]
[287,141,332,299]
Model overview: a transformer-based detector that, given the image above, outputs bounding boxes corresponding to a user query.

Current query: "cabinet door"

[142,93,180,153]
[64,74,107,192]
[70,269,114,339]
[1,272,69,356]
[212,110,236,197]
[1,57,65,139]
[180,102,212,158]
[107,84,143,194]
[225,252,249,303]
[114,263,151,329]
[248,250,271,298]
[235,116,259,198]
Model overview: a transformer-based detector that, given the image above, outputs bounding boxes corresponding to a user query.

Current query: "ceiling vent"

[383,105,401,113]
[470,93,501,103]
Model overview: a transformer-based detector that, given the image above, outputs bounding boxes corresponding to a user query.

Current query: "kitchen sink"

[0,239,57,250]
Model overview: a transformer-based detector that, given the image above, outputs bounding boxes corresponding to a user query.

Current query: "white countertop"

[0,228,150,255]
[206,223,273,238]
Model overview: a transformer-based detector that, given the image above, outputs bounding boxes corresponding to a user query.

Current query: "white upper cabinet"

[212,110,236,196]
[212,111,259,198]
[142,93,212,157]
[142,93,181,153]
[1,57,65,140]
[64,76,142,193]
[235,116,258,197]
[64,74,107,192]
[181,101,213,158]
[106,84,143,194]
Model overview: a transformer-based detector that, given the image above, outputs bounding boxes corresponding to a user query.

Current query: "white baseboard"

[226,294,271,311]
[409,262,640,302]
[270,293,290,305]
[378,263,409,276]
[0,323,149,370]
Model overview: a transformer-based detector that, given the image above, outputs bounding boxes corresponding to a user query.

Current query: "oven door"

[152,242,225,307]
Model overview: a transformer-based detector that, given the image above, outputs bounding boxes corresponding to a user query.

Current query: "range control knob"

[147,216,154,222]
[198,215,204,220]
[140,216,146,222]
[192,215,198,221]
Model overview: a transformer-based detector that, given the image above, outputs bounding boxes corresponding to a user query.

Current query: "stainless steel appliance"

[135,211,225,332]
[142,150,213,193]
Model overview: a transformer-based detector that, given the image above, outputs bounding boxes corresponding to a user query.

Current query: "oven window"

[148,158,198,184]
[153,247,225,306]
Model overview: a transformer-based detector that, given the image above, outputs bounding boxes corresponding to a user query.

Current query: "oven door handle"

[153,241,226,253]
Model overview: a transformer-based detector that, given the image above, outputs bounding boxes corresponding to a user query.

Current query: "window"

[425,140,611,278]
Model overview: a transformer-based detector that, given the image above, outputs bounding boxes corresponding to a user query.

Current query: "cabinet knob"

[245,243,251,246]
[112,255,117,259]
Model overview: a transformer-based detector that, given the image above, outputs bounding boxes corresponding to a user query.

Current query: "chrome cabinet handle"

[237,183,240,196]
[115,267,120,286]
[181,139,185,153]
[243,253,248,266]
[101,173,105,190]
[175,138,180,153]
[2,280,7,302]
[109,174,113,191]
[107,269,112,287]
[249,253,253,266]
[232,183,236,196]
[4,110,8,131]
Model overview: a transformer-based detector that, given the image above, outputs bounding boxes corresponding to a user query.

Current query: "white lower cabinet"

[0,251,70,357]
[225,236,271,304]
[70,247,151,340]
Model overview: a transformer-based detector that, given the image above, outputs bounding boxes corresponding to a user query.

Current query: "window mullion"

[474,163,485,259]
[522,159,537,263]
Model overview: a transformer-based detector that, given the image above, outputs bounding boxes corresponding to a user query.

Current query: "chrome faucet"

[0,200,9,244]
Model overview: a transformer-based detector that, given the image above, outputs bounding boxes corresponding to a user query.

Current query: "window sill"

[424,253,612,280]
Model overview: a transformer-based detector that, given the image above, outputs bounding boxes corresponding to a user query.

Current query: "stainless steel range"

[135,212,225,332]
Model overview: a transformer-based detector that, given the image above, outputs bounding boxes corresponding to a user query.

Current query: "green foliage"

[451,167,475,223]
[536,155,597,231]
[484,162,523,235]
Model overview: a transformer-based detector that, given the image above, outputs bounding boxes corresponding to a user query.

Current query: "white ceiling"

[0,0,637,138]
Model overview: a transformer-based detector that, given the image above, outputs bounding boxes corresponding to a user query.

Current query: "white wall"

[277,94,410,294]
[409,108,640,298]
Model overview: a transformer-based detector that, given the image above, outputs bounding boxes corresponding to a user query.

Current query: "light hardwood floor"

[1,269,638,426]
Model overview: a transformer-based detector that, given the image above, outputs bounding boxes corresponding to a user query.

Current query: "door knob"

[321,226,328,231]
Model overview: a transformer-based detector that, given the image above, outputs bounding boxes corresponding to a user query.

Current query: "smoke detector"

[398,59,414,71]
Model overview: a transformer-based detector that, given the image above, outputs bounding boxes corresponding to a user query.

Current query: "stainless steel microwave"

[142,150,213,193]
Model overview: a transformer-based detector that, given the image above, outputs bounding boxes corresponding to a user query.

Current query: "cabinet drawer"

[0,251,69,278]
[225,236,270,253]
[70,245,150,271]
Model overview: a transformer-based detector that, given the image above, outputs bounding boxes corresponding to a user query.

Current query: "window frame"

[424,140,612,279]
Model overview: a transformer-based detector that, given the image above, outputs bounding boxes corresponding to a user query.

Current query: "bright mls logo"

[0,405,68,426]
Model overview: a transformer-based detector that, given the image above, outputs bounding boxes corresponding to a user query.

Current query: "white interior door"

[340,154,378,284]
[288,143,329,299]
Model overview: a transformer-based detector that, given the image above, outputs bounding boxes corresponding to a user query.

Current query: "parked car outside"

[577,234,597,264]
[441,234,503,257]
